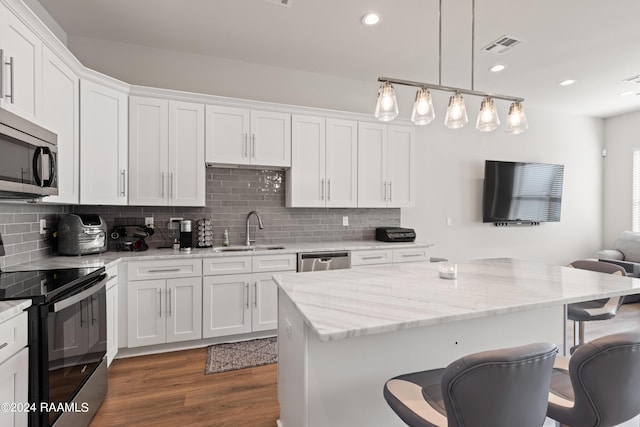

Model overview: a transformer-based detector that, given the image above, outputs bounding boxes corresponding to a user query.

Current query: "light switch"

[343,216,349,226]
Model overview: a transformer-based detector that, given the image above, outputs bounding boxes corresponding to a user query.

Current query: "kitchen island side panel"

[279,302,564,427]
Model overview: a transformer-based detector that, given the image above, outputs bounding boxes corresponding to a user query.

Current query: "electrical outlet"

[342,216,349,226]
[145,217,154,228]
[169,217,183,230]
[40,219,47,234]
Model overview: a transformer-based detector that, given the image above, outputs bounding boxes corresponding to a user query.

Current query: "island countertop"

[273,258,640,342]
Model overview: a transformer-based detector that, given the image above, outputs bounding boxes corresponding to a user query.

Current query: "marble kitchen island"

[274,258,640,427]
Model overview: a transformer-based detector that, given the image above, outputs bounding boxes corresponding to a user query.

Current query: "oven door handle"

[53,276,107,313]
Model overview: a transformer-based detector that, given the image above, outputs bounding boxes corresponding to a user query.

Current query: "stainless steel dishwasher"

[297,251,351,272]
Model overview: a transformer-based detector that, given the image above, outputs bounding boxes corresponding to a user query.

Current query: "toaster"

[57,214,108,255]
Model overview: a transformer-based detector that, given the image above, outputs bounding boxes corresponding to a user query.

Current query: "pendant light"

[476,97,500,132]
[411,87,435,125]
[374,81,399,122]
[505,101,528,134]
[444,92,468,129]
[373,0,526,134]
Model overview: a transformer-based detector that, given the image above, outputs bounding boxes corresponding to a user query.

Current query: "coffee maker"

[179,220,193,252]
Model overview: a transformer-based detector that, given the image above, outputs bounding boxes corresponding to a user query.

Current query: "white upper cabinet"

[358,122,415,208]
[41,46,79,204]
[205,105,291,168]
[80,79,128,205]
[0,2,42,121]
[287,115,357,208]
[129,96,205,206]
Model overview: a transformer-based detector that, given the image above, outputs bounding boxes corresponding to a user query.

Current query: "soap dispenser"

[223,229,230,247]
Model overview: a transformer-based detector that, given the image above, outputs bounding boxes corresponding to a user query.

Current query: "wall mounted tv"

[482,160,565,224]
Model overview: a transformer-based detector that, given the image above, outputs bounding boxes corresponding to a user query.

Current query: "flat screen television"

[482,160,565,223]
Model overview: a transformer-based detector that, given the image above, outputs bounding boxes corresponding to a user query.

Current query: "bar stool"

[566,260,627,353]
[383,342,557,427]
[548,331,640,427]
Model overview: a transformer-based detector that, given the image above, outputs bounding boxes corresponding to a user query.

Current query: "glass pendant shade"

[444,92,468,129]
[411,88,435,125]
[505,101,528,134]
[476,97,500,132]
[374,81,399,122]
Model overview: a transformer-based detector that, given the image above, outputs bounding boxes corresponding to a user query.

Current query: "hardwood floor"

[90,303,640,426]
[90,347,279,427]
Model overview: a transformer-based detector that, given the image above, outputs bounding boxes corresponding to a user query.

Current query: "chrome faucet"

[245,210,264,246]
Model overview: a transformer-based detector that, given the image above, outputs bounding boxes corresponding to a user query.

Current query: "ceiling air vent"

[264,0,293,6]
[482,35,524,54]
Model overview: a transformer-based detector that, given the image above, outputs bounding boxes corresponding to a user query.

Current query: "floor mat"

[205,337,277,374]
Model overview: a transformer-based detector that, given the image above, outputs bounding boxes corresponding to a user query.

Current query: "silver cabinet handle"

[245,283,249,309]
[2,53,14,103]
[252,134,256,158]
[90,295,96,325]
[79,300,85,327]
[321,179,325,201]
[161,171,165,198]
[169,172,174,199]
[0,49,4,99]
[120,169,126,196]
[402,253,422,258]
[383,181,387,201]
[327,179,331,201]
[362,255,384,260]
[0,342,7,350]
[244,133,248,157]
[254,282,258,308]
[167,288,172,317]
[389,181,392,202]
[148,268,181,273]
[159,288,162,318]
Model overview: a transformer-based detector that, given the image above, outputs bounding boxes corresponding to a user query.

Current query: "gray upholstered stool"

[383,342,558,427]
[548,331,640,427]
[567,260,627,352]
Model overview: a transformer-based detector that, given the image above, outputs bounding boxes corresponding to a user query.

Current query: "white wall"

[67,36,605,265]
[603,110,640,246]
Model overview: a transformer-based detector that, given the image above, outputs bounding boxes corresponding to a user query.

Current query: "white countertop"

[5,241,432,271]
[273,258,640,342]
[0,300,31,323]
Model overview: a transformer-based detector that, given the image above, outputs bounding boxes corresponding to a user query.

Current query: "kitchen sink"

[213,245,286,252]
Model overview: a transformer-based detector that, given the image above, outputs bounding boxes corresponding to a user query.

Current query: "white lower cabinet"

[106,266,118,366]
[127,276,202,348]
[0,311,29,427]
[202,254,296,338]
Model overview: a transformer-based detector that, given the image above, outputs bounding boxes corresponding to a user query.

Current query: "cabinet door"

[166,277,202,343]
[106,277,118,367]
[357,122,387,207]
[0,4,41,121]
[41,46,79,204]
[127,279,165,348]
[252,273,278,332]
[80,79,128,205]
[0,347,28,427]
[168,101,205,206]
[326,119,358,208]
[202,275,252,338]
[387,126,415,208]
[250,110,291,167]
[287,115,325,207]
[129,96,168,206]
[205,105,250,165]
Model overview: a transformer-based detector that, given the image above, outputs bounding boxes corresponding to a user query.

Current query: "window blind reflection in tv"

[483,160,564,223]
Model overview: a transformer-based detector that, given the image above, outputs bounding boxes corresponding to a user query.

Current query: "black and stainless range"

[0,265,107,427]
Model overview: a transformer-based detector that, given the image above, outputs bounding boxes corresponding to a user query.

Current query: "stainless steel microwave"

[0,108,58,199]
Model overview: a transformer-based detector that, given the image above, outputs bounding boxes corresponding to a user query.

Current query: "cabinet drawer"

[393,247,429,263]
[127,259,202,281]
[252,254,297,273]
[351,250,393,266]
[203,256,252,276]
[0,311,28,364]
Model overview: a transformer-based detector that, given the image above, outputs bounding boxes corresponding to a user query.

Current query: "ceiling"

[37,0,640,118]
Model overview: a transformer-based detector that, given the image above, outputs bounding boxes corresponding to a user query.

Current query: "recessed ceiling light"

[361,13,380,25]
[489,64,505,72]
[620,91,636,96]
[558,79,576,86]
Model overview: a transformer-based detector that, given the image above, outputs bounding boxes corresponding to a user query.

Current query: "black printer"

[375,227,416,242]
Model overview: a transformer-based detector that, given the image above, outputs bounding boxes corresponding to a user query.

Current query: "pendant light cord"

[438,0,442,86]
[471,0,475,91]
